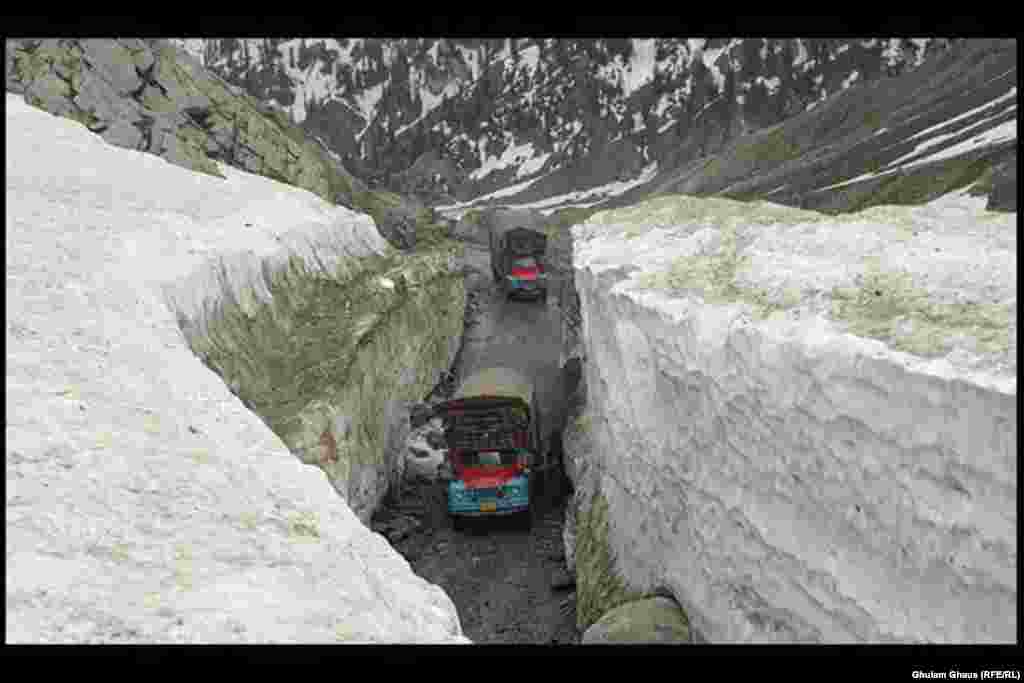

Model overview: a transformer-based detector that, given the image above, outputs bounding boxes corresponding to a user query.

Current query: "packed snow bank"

[568,192,1016,643]
[5,93,468,643]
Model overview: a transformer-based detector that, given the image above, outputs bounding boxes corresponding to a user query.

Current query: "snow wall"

[566,193,1016,643]
[6,93,468,643]
[165,206,464,524]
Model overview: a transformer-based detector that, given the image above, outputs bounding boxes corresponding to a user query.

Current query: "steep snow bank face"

[570,193,1016,643]
[5,94,468,643]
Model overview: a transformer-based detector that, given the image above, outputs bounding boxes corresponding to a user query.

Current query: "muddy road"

[375,483,577,643]
[372,241,579,644]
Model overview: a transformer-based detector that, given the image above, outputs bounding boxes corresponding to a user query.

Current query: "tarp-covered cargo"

[452,367,534,405]
[438,367,538,452]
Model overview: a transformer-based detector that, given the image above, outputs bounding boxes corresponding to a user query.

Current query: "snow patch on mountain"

[470,139,541,181]
[886,115,1016,172]
[820,86,1017,192]
[756,75,782,96]
[907,87,1018,144]
[450,161,662,216]
[625,39,657,95]
[169,39,207,65]
[597,39,657,98]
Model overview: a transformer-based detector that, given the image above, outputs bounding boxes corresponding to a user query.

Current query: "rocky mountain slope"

[173,38,966,206]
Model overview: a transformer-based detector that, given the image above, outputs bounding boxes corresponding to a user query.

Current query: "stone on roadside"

[581,597,690,644]
[550,569,576,591]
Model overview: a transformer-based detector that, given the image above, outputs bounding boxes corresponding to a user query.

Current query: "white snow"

[841,71,860,90]
[517,150,551,179]
[700,40,738,93]
[882,38,903,66]
[437,162,661,218]
[655,93,673,118]
[756,75,782,96]
[905,87,1017,145]
[353,81,386,139]
[469,137,553,183]
[890,116,1017,172]
[687,38,706,63]
[569,192,1016,643]
[819,94,1017,192]
[632,111,646,133]
[511,162,660,214]
[168,39,207,65]
[5,94,469,644]
[435,174,549,217]
[264,39,357,125]
[911,38,930,67]
[794,39,809,67]
[516,44,541,74]
[618,39,657,96]
[396,76,460,138]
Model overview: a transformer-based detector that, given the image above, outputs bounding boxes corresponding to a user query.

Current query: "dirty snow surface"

[5,94,468,644]
[571,193,1016,643]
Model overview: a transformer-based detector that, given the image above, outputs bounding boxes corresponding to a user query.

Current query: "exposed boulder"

[568,192,1016,643]
[581,597,691,644]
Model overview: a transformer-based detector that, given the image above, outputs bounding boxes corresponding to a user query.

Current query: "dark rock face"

[6,38,367,209]
[377,205,418,250]
[976,155,1017,212]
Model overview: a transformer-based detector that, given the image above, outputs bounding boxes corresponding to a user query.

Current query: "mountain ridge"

[175,38,968,206]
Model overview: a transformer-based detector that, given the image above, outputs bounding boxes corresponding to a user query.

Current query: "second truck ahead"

[489,225,549,302]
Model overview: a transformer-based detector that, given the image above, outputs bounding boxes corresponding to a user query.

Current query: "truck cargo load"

[490,226,549,301]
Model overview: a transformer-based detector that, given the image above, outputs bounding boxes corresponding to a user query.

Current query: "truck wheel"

[518,509,534,532]
[430,481,449,529]
[531,470,545,512]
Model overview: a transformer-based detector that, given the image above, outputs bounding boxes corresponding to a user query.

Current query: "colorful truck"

[489,225,549,302]
[426,367,554,530]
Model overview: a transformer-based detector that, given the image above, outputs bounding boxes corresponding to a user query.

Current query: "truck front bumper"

[448,477,530,516]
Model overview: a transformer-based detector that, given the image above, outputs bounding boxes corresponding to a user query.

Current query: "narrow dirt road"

[375,484,578,644]
[372,240,579,644]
